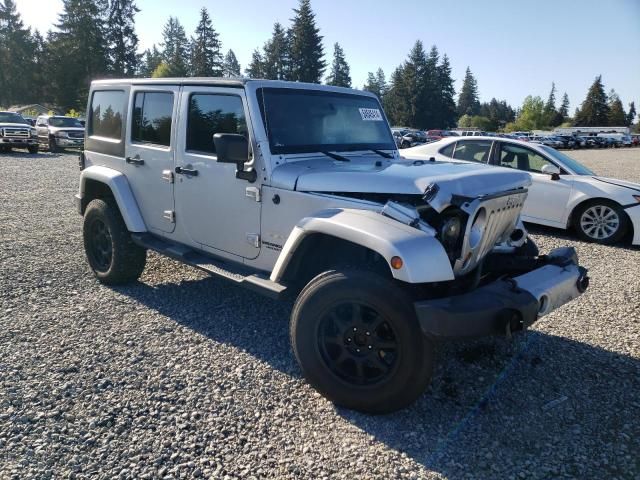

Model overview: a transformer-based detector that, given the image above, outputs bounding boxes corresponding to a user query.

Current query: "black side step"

[131,233,287,299]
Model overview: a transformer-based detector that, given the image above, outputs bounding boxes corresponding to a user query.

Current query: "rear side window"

[439,142,455,158]
[89,90,125,139]
[453,140,492,163]
[131,92,174,147]
[186,94,247,155]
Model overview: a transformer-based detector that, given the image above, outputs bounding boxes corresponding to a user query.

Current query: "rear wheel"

[290,269,434,413]
[83,198,147,284]
[574,200,628,245]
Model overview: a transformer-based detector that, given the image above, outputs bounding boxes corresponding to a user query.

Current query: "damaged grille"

[452,189,528,276]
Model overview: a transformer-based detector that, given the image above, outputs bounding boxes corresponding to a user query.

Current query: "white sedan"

[402,136,640,245]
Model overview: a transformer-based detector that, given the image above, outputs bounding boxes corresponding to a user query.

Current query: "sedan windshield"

[49,117,84,128]
[257,88,396,155]
[0,112,29,124]
[539,145,595,175]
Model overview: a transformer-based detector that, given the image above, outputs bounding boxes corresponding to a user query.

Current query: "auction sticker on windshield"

[359,108,383,121]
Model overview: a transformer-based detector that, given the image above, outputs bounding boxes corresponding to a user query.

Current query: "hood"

[591,176,640,193]
[0,122,31,129]
[271,156,531,212]
[48,126,85,133]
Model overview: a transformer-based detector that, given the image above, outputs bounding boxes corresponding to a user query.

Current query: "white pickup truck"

[75,78,588,413]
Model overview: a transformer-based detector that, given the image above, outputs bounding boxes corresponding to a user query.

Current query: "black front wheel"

[28,145,39,154]
[290,269,434,413]
[83,199,147,284]
[49,137,59,152]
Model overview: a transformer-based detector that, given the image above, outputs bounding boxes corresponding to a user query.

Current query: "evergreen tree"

[262,22,289,80]
[30,30,50,103]
[161,17,189,77]
[222,49,241,77]
[627,102,636,127]
[325,43,351,87]
[607,90,627,126]
[288,0,325,83]
[559,92,570,120]
[574,75,610,126]
[383,65,406,126]
[363,68,386,99]
[478,98,515,131]
[140,45,162,77]
[0,0,36,106]
[457,67,479,116]
[245,49,265,78]
[50,0,109,109]
[543,82,562,126]
[436,54,457,128]
[189,7,223,77]
[106,0,139,77]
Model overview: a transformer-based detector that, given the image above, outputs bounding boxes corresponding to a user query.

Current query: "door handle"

[126,155,144,166]
[175,166,198,176]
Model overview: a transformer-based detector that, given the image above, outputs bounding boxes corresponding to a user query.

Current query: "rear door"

[124,86,180,234]
[493,142,573,227]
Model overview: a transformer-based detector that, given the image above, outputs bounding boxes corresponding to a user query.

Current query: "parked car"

[36,115,85,152]
[556,135,579,149]
[75,78,587,413]
[0,111,39,153]
[631,134,640,146]
[391,128,427,148]
[403,136,640,245]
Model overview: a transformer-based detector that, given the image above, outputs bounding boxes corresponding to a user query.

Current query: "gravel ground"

[1,147,639,480]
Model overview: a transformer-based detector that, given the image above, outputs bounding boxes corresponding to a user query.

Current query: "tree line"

[0,0,636,131]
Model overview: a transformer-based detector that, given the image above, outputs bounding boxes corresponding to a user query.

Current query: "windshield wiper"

[321,151,350,162]
[370,149,393,159]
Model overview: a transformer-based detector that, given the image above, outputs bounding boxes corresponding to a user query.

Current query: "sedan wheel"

[575,202,628,245]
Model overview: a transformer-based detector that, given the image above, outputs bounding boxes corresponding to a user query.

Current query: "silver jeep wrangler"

[76,78,588,413]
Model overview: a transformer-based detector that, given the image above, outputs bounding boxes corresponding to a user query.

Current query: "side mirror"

[213,133,256,182]
[541,163,560,175]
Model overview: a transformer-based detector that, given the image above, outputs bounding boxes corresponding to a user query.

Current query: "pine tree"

[544,82,562,126]
[245,49,265,78]
[30,30,50,103]
[559,92,570,120]
[161,17,189,77]
[189,8,223,77]
[50,0,109,109]
[262,22,289,80]
[436,54,457,128]
[574,75,610,126]
[325,43,351,87]
[0,0,36,106]
[607,90,627,126]
[383,65,407,126]
[288,0,325,83]
[106,0,139,77]
[627,102,636,127]
[140,45,162,77]
[222,49,241,77]
[363,68,386,99]
[457,67,479,116]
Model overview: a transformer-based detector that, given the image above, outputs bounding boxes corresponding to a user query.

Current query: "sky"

[13,0,640,115]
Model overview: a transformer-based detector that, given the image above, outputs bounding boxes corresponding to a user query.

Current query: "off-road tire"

[290,269,434,414]
[83,198,147,284]
[573,200,629,245]
[28,145,39,154]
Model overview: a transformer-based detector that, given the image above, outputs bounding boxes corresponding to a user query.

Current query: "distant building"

[554,126,630,136]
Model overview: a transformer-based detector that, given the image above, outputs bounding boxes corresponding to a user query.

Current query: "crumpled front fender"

[270,208,455,284]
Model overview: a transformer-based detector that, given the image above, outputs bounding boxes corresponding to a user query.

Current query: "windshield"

[0,112,29,124]
[49,117,84,128]
[539,145,595,175]
[257,88,396,155]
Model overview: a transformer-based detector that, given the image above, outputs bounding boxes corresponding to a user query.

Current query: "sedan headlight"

[55,131,69,138]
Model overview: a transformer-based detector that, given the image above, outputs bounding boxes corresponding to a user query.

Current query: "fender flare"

[270,208,455,284]
[78,165,147,232]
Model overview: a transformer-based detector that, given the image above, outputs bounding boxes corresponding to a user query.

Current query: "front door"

[174,87,261,259]
[125,86,180,233]
[494,142,573,227]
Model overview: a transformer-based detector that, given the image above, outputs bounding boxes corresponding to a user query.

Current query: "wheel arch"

[78,165,146,232]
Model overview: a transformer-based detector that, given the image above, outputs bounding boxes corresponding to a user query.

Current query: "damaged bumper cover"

[414,247,589,339]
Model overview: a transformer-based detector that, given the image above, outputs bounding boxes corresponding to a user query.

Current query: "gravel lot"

[1,147,639,479]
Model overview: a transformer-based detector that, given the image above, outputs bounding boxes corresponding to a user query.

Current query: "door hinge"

[246,233,260,248]
[246,186,261,202]
[163,210,175,223]
[162,169,174,183]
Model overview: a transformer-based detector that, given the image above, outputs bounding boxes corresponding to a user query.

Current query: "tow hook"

[577,267,590,293]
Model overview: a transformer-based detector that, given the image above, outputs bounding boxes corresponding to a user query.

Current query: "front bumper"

[415,247,588,339]
[57,137,84,147]
[0,137,38,147]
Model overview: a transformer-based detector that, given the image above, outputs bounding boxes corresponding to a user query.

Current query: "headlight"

[56,131,69,138]
[440,216,462,245]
